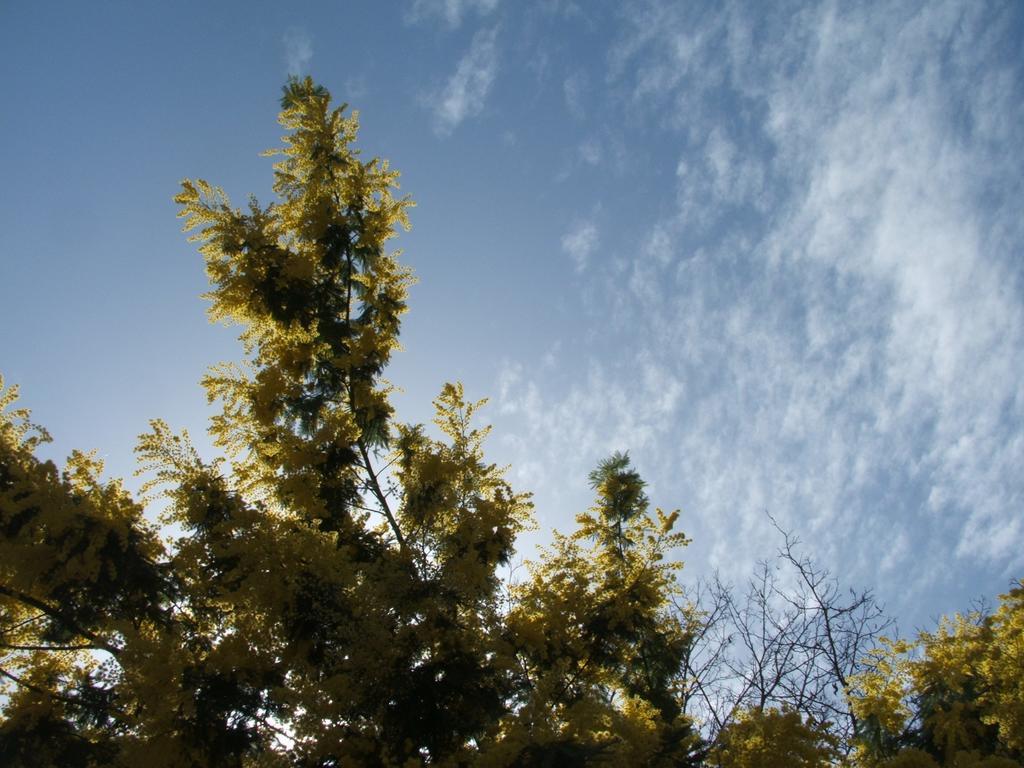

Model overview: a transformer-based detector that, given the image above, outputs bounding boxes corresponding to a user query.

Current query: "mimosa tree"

[0,78,696,768]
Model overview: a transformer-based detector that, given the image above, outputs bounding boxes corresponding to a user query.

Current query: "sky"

[1,0,1022,634]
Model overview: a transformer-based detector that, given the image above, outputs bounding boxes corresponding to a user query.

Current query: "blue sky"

[2,0,1022,633]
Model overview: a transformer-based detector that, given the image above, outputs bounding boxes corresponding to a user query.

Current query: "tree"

[499,452,697,765]
[848,582,1024,767]
[0,78,696,767]
[679,519,893,762]
[5,75,1022,768]
[706,707,839,768]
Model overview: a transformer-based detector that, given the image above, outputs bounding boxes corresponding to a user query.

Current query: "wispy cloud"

[406,0,499,29]
[431,27,499,136]
[343,75,368,102]
[496,355,683,530]
[563,71,587,119]
[283,28,313,75]
[495,0,1024,624]
[561,219,599,273]
[578,138,602,166]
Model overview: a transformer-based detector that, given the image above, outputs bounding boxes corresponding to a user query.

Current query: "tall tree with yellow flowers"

[0,78,698,767]
[848,583,1024,767]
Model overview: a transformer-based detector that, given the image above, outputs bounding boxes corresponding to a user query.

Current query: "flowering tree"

[0,78,695,768]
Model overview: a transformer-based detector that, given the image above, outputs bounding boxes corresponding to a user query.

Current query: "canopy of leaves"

[0,79,696,768]
[707,707,839,768]
[2,77,1021,768]
[849,583,1024,767]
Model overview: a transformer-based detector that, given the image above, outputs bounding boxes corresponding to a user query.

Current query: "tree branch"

[358,439,405,551]
[2,642,99,652]
[0,584,121,658]
[0,665,122,720]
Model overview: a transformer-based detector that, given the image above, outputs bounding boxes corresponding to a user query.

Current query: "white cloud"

[431,27,499,136]
[343,75,368,101]
[702,127,765,207]
[563,71,587,119]
[578,138,602,166]
[754,2,1024,577]
[542,340,562,369]
[495,355,685,538]
[561,219,599,273]
[407,0,499,29]
[495,0,1024,624]
[283,28,313,75]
